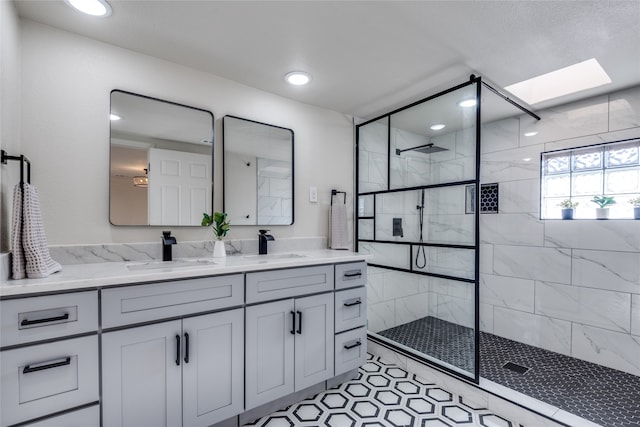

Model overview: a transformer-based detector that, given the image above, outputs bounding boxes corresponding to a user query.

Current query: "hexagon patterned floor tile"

[243,354,525,427]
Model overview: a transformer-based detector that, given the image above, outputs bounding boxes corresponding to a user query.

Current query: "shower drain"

[503,361,531,374]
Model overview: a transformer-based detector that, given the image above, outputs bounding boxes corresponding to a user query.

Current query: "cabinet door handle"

[344,340,362,350]
[296,310,302,334]
[21,312,69,326]
[175,334,181,366]
[290,311,296,335]
[344,298,362,307]
[184,332,190,364]
[344,271,362,278]
[23,357,71,374]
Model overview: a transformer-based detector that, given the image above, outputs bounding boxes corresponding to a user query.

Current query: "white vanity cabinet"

[0,291,99,427]
[245,292,334,410]
[101,275,245,427]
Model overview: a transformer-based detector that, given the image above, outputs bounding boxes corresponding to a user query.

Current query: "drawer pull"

[175,334,181,366]
[343,298,362,307]
[184,333,190,364]
[290,311,296,335]
[344,340,362,350]
[23,357,71,374]
[20,312,70,326]
[296,310,302,335]
[344,271,362,278]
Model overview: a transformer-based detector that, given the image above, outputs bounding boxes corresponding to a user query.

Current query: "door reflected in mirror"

[223,116,294,225]
[109,90,214,226]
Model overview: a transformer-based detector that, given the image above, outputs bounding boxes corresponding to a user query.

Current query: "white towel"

[329,203,349,250]
[11,183,62,279]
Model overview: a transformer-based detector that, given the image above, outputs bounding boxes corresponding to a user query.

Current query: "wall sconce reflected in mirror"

[133,168,148,188]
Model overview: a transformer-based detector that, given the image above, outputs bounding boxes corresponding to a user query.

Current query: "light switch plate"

[309,186,318,203]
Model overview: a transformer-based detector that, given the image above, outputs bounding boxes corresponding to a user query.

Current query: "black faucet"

[161,231,177,261]
[258,230,275,255]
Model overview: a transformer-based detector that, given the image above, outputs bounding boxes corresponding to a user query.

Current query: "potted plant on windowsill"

[591,195,616,220]
[558,199,578,220]
[202,212,230,257]
[629,197,640,220]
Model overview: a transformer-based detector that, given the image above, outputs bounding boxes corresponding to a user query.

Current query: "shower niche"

[357,76,534,382]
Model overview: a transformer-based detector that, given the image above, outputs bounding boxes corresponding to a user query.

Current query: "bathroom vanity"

[0,251,368,427]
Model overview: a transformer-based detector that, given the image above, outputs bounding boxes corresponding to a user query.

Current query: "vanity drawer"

[335,261,367,290]
[0,335,99,427]
[335,326,367,376]
[102,274,244,329]
[0,291,98,348]
[246,265,334,304]
[335,287,367,333]
[21,405,99,427]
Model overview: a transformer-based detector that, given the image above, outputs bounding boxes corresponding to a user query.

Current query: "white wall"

[15,20,353,245]
[480,85,640,376]
[0,0,21,252]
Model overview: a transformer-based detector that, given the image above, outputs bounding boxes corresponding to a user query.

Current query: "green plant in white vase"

[591,195,616,220]
[202,212,230,257]
[558,199,578,220]
[629,197,640,219]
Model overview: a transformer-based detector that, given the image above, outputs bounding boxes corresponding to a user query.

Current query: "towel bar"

[331,189,346,205]
[1,149,31,185]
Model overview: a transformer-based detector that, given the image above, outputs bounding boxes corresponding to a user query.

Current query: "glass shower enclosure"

[357,76,536,382]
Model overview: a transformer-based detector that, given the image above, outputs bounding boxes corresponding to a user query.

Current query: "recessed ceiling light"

[523,131,538,137]
[458,99,477,108]
[109,113,121,121]
[505,58,611,105]
[430,124,446,131]
[65,0,112,17]
[285,71,311,86]
[522,157,532,162]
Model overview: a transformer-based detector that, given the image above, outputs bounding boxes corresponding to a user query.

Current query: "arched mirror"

[223,115,294,225]
[109,90,214,226]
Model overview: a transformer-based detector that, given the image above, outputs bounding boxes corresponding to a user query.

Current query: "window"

[541,138,640,219]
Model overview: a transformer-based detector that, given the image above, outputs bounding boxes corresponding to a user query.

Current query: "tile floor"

[243,353,526,427]
[377,316,640,427]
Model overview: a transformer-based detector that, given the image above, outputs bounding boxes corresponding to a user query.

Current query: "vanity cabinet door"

[102,321,182,427]
[245,299,295,410]
[294,292,335,391]
[182,309,244,427]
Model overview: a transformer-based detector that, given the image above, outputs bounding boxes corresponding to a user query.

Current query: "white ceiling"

[14,0,640,120]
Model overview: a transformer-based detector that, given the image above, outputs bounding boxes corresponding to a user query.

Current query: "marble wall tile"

[426,214,475,245]
[480,213,544,246]
[426,186,466,215]
[413,247,475,280]
[376,213,419,242]
[359,120,388,154]
[479,244,493,274]
[535,281,631,333]
[432,293,474,329]
[367,152,388,191]
[358,219,374,240]
[382,270,420,300]
[480,274,534,313]
[571,249,640,293]
[481,117,519,154]
[429,277,473,300]
[632,294,640,336]
[544,219,640,252]
[366,268,384,304]
[542,126,640,153]
[498,179,540,214]
[479,303,494,333]
[431,156,475,184]
[395,293,429,325]
[480,146,541,183]
[609,85,640,131]
[406,158,432,188]
[571,323,640,376]
[358,242,410,270]
[389,156,407,189]
[428,132,457,162]
[367,300,395,333]
[366,339,408,370]
[358,195,374,217]
[493,307,571,355]
[267,177,291,198]
[493,245,571,283]
[455,127,477,158]
[358,150,370,187]
[519,95,609,146]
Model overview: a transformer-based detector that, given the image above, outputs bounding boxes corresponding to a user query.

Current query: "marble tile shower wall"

[480,85,640,377]
[257,157,293,225]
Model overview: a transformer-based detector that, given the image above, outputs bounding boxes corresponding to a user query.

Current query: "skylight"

[505,58,611,105]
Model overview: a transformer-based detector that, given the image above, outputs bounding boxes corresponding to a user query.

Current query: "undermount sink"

[126,258,217,271]
[242,253,306,260]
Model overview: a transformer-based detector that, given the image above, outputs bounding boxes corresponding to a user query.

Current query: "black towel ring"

[331,189,346,206]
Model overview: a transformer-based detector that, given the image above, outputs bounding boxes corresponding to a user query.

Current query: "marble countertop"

[0,250,371,298]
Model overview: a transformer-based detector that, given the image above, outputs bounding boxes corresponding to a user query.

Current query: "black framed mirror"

[109,90,214,226]
[222,115,294,225]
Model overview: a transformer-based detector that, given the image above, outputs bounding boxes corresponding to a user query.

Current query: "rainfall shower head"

[395,143,448,155]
